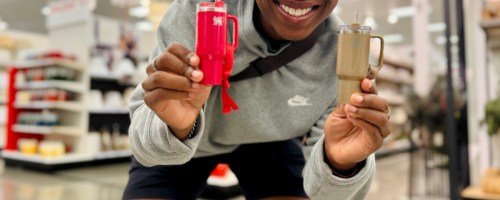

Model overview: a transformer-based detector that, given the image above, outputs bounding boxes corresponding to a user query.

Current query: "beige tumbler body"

[336,24,384,104]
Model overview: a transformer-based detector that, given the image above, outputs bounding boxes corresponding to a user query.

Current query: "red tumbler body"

[196,1,237,85]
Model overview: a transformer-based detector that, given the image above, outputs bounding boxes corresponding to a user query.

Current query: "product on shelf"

[483,0,500,20]
[482,167,500,194]
[17,110,59,126]
[15,89,73,104]
[19,67,77,82]
[38,140,65,158]
[18,138,38,155]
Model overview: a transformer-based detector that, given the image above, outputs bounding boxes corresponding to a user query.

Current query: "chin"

[277,29,314,41]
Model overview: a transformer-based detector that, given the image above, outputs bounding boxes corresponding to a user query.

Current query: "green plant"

[486,99,500,136]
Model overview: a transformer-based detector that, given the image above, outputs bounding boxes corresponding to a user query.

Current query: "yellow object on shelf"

[482,167,500,195]
[38,140,65,158]
[18,139,38,155]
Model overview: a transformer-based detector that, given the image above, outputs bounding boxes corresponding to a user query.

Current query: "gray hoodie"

[128,0,375,199]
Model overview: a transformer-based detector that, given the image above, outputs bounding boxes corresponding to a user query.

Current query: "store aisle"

[0,153,411,200]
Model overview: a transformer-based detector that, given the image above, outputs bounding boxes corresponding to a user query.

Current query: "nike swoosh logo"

[288,95,312,107]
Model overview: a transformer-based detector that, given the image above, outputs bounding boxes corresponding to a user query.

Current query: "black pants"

[123,139,308,200]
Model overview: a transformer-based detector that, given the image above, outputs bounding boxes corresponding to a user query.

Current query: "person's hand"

[141,43,212,140]
[324,79,390,170]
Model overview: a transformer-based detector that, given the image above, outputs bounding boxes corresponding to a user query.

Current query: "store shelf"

[94,150,132,160]
[461,186,500,200]
[1,150,93,165]
[89,108,129,114]
[384,59,413,72]
[377,74,413,86]
[9,59,85,71]
[0,96,6,105]
[376,139,413,159]
[90,72,121,81]
[14,101,83,112]
[13,124,84,136]
[16,80,85,93]
[480,18,500,30]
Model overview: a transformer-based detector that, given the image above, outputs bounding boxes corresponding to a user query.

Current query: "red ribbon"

[222,44,238,113]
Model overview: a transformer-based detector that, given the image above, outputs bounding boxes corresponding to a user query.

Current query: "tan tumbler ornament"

[336,13,384,104]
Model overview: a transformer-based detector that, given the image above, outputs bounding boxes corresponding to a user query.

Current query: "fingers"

[345,104,391,138]
[142,71,199,92]
[149,43,203,82]
[168,43,200,67]
[360,78,377,94]
[346,89,391,138]
[144,88,193,109]
[350,93,389,114]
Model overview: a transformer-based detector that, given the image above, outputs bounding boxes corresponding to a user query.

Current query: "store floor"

[0,153,411,200]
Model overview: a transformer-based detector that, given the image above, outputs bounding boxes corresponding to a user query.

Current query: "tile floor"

[0,153,412,200]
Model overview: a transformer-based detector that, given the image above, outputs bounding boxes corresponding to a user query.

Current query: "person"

[123,0,391,199]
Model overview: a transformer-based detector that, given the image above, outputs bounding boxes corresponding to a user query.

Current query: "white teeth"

[280,4,313,17]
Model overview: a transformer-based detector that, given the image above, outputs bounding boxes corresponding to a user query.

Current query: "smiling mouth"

[272,0,320,17]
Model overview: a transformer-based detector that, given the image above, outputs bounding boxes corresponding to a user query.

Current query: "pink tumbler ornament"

[196,0,239,113]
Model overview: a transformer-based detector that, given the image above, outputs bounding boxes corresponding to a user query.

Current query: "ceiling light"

[364,17,377,30]
[428,23,446,32]
[390,6,416,18]
[129,6,149,18]
[41,6,51,16]
[140,0,150,7]
[0,21,8,31]
[391,6,433,18]
[333,6,342,15]
[136,21,153,31]
[450,35,459,43]
[436,36,446,45]
[388,14,398,24]
[383,34,403,44]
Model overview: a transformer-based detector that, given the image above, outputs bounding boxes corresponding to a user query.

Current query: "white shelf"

[8,59,85,71]
[15,101,83,112]
[89,108,129,114]
[16,80,85,93]
[94,150,132,160]
[0,97,6,105]
[480,18,500,30]
[375,139,412,158]
[1,150,130,165]
[377,74,413,86]
[1,150,93,165]
[384,59,413,72]
[13,124,84,136]
[90,72,121,81]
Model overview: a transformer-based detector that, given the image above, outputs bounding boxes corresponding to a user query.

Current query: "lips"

[272,0,320,18]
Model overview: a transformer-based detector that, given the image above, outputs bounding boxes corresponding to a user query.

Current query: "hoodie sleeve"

[128,0,205,167]
[302,97,376,199]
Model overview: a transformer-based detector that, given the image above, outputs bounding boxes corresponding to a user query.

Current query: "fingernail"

[189,56,197,64]
[366,80,373,89]
[191,83,199,89]
[354,95,363,103]
[191,70,202,78]
[347,105,357,113]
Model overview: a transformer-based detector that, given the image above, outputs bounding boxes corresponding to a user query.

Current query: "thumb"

[332,104,347,118]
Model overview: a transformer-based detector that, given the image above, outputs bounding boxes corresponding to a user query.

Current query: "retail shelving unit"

[0,63,7,149]
[1,60,132,171]
[375,57,415,158]
[0,1,132,171]
[480,18,500,49]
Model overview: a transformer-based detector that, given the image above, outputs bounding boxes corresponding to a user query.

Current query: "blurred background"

[0,0,499,199]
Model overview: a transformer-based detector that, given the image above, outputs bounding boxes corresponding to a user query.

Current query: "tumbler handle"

[228,15,238,49]
[370,35,385,71]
